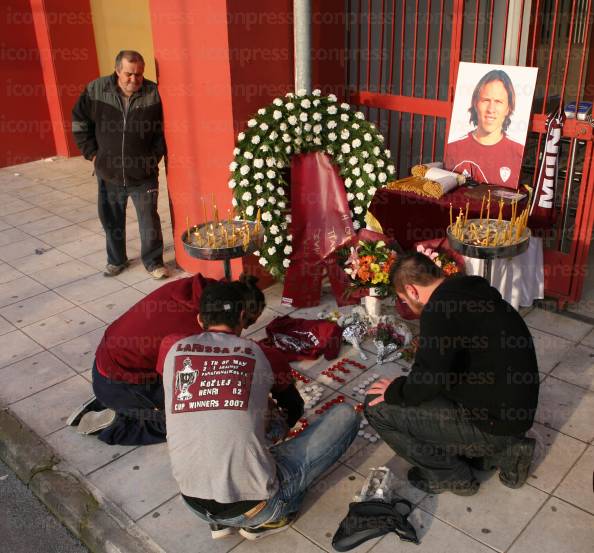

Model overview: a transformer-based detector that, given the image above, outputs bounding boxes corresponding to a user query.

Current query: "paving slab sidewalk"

[0,158,593,553]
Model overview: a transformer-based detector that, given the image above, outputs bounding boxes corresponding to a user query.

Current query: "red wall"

[0,0,55,167]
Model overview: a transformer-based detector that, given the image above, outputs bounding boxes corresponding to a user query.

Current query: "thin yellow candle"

[227,209,232,224]
[464,201,469,225]
[497,198,504,224]
[479,195,485,222]
[486,190,491,224]
[202,197,208,223]
[449,203,453,227]
[255,208,261,232]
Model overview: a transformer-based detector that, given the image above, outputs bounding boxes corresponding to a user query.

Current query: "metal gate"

[346,0,594,305]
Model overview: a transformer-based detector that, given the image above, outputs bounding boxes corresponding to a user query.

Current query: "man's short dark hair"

[235,274,265,317]
[115,50,145,70]
[390,252,443,294]
[468,69,515,132]
[199,282,244,329]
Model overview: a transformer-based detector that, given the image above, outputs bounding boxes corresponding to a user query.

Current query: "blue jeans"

[185,403,360,528]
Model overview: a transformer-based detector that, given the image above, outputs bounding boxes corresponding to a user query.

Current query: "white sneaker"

[76,409,116,435]
[66,395,103,426]
[148,265,169,280]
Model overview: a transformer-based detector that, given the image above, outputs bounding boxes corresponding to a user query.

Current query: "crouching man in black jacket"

[365,252,539,495]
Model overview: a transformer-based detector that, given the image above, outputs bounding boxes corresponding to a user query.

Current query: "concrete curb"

[0,407,165,553]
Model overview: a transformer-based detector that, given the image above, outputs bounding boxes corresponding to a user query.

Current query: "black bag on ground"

[332,499,419,551]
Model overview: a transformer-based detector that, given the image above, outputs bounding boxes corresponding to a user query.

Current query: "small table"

[181,221,263,280]
[446,220,531,284]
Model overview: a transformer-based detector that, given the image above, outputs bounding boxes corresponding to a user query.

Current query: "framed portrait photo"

[444,62,538,189]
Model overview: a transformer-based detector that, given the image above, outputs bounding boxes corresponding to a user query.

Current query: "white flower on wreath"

[304,123,312,132]
[280,122,288,131]
[237,132,245,141]
[347,192,354,201]
[353,220,361,230]
[239,179,249,187]
[351,123,360,129]
[267,246,276,255]
[247,119,257,127]
[341,129,350,140]
[265,157,275,167]
[266,169,276,179]
[285,102,295,110]
[242,191,252,201]
[254,158,264,168]
[363,163,374,174]
[233,147,240,155]
[348,156,358,166]
[354,206,363,215]
[254,184,263,193]
[352,138,362,148]
[246,205,255,216]
[259,257,268,266]
[384,149,391,157]
[287,233,293,241]
[229,161,238,171]
[369,186,377,196]
[254,172,264,180]
[313,124,322,134]
[376,159,385,167]
[288,115,298,125]
[228,179,236,189]
[373,146,381,156]
[294,127,302,136]
[269,224,279,235]
[253,250,260,257]
[327,106,338,115]
[387,164,395,173]
[275,236,283,245]
[276,187,285,195]
[344,177,352,187]
[267,182,275,191]
[352,167,361,176]
[340,113,349,122]
[328,93,338,102]
[369,173,376,182]
[278,201,286,208]
[361,151,369,159]
[327,120,337,129]
[259,122,269,131]
[244,151,254,159]
[282,134,291,143]
[364,133,372,142]
[356,178,364,187]
[257,198,266,207]
[273,110,282,120]
[301,98,311,108]
[284,244,293,255]
[251,135,260,144]
[286,215,292,224]
[355,111,364,119]
[341,143,351,154]
[314,137,322,146]
[231,197,238,207]
[313,112,322,121]
[273,98,283,106]
[328,132,337,142]
[268,196,276,205]
[312,89,321,96]
[240,165,250,175]
[356,192,365,200]
[296,88,307,96]
[378,172,387,183]
[261,212,272,222]
[257,108,266,115]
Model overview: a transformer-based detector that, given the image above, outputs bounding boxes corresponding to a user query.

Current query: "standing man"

[72,50,168,279]
[365,253,539,495]
[158,281,359,541]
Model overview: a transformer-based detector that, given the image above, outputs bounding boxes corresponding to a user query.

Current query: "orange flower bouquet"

[340,240,397,297]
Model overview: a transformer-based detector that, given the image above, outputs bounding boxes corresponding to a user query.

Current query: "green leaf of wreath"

[228,89,396,279]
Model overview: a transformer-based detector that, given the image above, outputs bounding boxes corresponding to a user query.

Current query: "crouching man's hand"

[366,378,392,407]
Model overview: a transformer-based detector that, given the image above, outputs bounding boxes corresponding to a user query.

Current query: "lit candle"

[464,201,469,225]
[449,203,453,227]
[202,197,208,224]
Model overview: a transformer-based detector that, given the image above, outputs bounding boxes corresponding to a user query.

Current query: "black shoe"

[462,455,497,472]
[239,513,297,541]
[209,523,236,539]
[407,467,479,496]
[498,438,535,489]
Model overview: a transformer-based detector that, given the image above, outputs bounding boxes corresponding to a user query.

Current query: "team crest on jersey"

[175,357,198,401]
[500,166,511,183]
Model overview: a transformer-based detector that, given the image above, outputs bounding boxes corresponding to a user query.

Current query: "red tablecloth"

[369,185,537,250]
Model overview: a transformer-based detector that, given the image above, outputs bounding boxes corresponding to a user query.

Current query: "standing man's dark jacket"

[72,73,165,186]
[385,276,539,436]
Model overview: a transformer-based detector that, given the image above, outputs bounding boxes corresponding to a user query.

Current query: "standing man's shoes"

[239,513,297,540]
[148,265,169,280]
[407,467,480,496]
[104,260,129,277]
[209,523,236,539]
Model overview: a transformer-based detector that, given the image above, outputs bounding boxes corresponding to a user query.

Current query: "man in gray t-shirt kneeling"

[157,281,360,541]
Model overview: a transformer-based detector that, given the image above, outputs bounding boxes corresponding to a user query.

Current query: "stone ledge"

[0,408,164,553]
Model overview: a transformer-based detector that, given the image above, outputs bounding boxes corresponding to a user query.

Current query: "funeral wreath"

[228,89,396,278]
